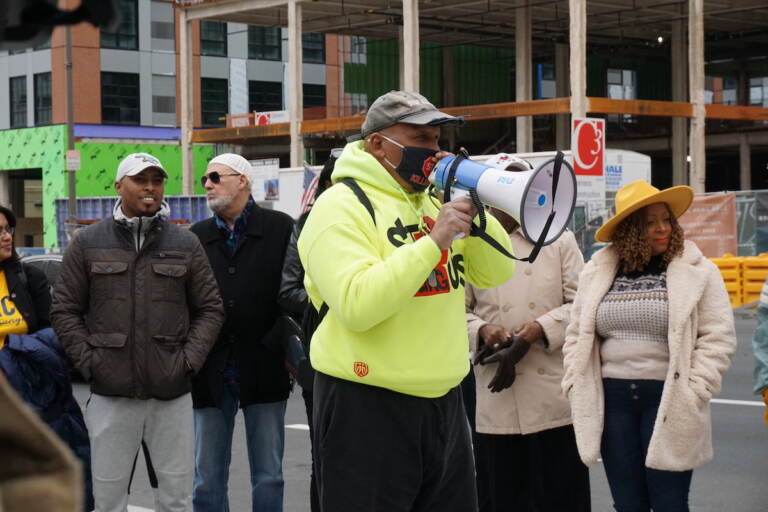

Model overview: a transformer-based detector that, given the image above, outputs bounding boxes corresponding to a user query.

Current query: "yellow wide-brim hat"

[595,180,694,242]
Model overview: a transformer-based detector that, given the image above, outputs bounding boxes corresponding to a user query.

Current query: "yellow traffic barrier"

[741,253,768,307]
[710,254,743,308]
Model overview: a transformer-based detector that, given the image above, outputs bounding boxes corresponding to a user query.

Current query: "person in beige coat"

[0,372,82,512]
[562,180,736,512]
[466,154,590,512]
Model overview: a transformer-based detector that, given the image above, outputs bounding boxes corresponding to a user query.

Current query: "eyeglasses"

[201,172,241,187]
[0,227,14,237]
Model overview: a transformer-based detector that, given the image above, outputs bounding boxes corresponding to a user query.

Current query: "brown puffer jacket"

[51,217,224,400]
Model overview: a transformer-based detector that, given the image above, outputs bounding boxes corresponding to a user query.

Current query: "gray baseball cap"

[358,90,464,139]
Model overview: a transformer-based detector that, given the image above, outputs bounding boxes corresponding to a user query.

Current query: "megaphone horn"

[430,152,577,247]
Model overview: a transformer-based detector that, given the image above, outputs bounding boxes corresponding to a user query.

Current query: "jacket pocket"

[90,261,129,301]
[86,333,130,393]
[148,334,189,397]
[151,263,188,303]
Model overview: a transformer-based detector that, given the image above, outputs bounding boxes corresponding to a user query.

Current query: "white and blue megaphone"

[429,152,576,252]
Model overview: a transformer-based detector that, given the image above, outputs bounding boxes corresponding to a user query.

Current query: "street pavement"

[73,316,768,511]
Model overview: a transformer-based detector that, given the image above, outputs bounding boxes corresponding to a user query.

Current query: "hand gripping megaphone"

[429,151,577,262]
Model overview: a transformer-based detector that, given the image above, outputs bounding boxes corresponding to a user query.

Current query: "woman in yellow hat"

[561,180,737,511]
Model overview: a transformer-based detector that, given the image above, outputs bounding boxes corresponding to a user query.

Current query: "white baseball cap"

[208,153,252,184]
[116,153,168,182]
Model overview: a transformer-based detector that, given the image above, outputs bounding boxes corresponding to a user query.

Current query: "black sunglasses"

[201,171,241,187]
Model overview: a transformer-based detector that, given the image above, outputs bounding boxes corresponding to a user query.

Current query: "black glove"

[477,335,531,393]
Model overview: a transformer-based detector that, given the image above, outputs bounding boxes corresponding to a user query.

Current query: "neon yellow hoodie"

[298,141,515,398]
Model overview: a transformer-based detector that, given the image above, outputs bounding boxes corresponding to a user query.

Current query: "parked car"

[20,253,63,290]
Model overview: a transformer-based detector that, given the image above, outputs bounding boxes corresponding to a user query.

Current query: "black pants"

[475,425,591,512]
[313,372,478,512]
[302,387,320,512]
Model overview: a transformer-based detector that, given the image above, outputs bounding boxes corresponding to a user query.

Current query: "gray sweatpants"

[85,393,194,512]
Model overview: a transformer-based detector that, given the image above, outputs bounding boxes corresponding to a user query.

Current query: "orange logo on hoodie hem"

[353,362,369,377]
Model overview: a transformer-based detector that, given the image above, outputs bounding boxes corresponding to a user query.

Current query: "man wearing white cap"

[52,153,225,512]
[190,153,294,512]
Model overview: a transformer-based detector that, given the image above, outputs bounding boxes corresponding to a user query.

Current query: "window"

[606,68,636,123]
[200,21,227,57]
[152,75,176,126]
[102,72,140,125]
[248,26,281,61]
[349,93,368,114]
[249,81,282,112]
[201,78,228,127]
[536,63,556,99]
[750,77,768,108]
[151,1,175,52]
[303,84,326,108]
[350,35,367,64]
[705,76,737,105]
[101,0,139,50]
[303,33,325,64]
[9,76,27,128]
[34,73,51,126]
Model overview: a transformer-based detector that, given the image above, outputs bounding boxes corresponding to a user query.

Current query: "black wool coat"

[190,205,294,408]
[5,260,51,334]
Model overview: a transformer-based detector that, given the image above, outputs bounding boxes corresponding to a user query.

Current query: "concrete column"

[688,0,706,193]
[569,0,587,118]
[398,27,405,90]
[442,47,456,150]
[555,42,570,149]
[516,4,533,153]
[671,16,688,186]
[179,8,194,195]
[740,133,751,190]
[737,63,749,106]
[288,0,304,167]
[402,0,420,92]
[0,173,9,209]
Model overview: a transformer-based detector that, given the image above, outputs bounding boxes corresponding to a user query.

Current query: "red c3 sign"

[572,118,605,176]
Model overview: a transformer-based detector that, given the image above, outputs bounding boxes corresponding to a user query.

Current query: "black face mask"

[381,135,438,192]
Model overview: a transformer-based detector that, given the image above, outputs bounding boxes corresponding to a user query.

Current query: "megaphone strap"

[466,150,565,265]
[442,153,466,204]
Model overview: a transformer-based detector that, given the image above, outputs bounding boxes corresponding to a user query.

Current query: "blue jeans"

[193,382,287,512]
[601,378,692,512]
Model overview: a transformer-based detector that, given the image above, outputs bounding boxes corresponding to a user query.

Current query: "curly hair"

[611,203,685,272]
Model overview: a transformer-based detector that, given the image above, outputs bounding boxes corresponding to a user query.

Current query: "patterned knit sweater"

[596,254,670,381]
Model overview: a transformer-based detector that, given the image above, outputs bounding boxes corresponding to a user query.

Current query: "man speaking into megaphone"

[297,90,515,512]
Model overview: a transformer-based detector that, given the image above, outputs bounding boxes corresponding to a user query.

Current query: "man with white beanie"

[52,153,225,512]
[189,153,294,512]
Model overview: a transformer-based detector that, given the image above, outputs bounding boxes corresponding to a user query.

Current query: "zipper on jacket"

[139,222,162,399]
[130,218,153,398]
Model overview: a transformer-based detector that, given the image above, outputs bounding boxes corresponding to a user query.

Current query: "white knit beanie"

[208,153,253,184]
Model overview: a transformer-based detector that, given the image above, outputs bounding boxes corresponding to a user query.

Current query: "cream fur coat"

[562,240,736,471]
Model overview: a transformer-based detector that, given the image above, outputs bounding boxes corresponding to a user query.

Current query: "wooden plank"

[705,104,768,121]
[302,114,367,134]
[192,124,290,142]
[441,98,572,120]
[192,99,573,142]
[587,97,693,117]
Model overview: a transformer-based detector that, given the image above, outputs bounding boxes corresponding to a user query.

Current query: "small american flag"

[299,165,319,214]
